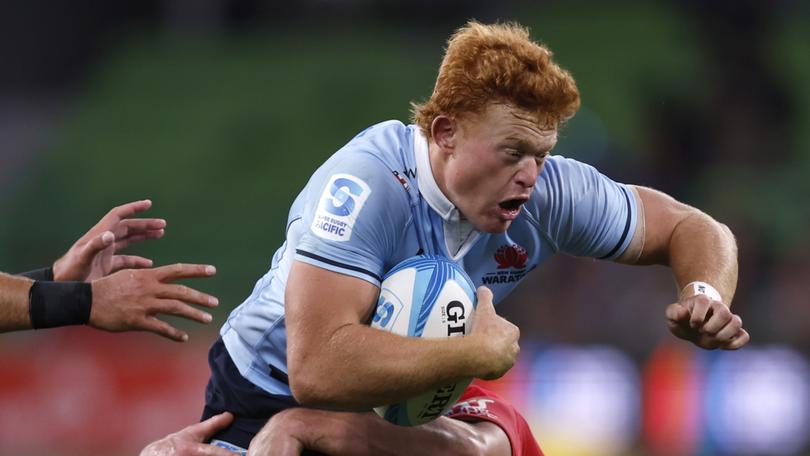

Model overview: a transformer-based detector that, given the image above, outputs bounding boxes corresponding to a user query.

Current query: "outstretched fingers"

[138,316,189,342]
[153,299,214,324]
[143,282,220,336]
[114,230,165,251]
[110,255,154,272]
[155,263,217,282]
[116,218,166,235]
[112,219,166,249]
[106,199,153,223]
[79,231,115,264]
[158,283,219,308]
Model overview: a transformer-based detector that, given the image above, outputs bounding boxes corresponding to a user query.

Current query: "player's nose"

[514,157,540,188]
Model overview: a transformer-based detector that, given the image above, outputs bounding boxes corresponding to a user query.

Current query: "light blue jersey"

[219,120,637,396]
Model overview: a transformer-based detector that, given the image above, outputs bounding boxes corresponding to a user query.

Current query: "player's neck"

[427,141,452,203]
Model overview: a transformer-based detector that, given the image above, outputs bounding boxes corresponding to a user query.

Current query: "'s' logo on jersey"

[494,244,528,269]
[324,177,366,216]
[312,174,371,241]
[372,290,404,331]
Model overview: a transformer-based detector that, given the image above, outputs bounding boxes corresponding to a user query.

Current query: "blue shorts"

[201,337,325,455]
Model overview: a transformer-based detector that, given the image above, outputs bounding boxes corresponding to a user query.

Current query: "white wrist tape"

[682,281,722,302]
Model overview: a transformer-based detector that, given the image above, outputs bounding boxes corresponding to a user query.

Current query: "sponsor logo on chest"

[481,243,529,285]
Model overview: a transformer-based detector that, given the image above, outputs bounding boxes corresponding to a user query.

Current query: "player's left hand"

[140,412,234,456]
[665,294,750,350]
[53,199,166,282]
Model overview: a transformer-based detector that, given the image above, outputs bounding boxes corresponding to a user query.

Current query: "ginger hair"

[411,21,581,137]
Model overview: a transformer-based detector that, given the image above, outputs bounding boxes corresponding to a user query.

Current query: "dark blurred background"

[1,0,808,454]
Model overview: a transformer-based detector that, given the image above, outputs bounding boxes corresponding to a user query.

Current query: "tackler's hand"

[53,199,165,282]
[90,263,219,342]
[140,412,234,456]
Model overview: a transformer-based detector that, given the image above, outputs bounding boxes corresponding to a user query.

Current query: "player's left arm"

[247,408,510,456]
[616,185,749,350]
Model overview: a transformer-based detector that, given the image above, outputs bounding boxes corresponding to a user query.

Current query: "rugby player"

[201,21,749,452]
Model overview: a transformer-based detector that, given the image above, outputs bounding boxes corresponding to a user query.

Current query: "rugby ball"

[370,254,477,426]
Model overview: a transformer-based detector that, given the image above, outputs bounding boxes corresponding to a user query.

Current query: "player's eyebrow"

[502,137,530,146]
[503,136,552,154]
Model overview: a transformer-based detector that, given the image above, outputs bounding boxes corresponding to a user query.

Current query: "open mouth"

[498,197,528,214]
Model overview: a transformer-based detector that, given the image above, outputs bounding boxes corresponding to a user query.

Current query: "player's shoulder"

[324,120,412,174]
[343,120,411,154]
[533,154,604,203]
[296,121,414,258]
[352,119,410,139]
[303,121,413,219]
[538,154,599,185]
[521,155,601,228]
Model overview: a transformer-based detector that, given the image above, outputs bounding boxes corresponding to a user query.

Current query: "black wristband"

[28,281,92,329]
[18,267,55,281]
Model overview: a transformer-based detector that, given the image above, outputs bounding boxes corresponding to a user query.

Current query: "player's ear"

[431,115,456,152]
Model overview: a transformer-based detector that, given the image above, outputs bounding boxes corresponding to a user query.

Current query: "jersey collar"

[414,128,456,221]
[414,128,481,259]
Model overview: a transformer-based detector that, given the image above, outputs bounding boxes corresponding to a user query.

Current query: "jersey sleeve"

[529,155,637,260]
[294,151,411,286]
[447,383,544,456]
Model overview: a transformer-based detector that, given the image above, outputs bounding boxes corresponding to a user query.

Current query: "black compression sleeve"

[28,281,92,329]
[18,267,54,281]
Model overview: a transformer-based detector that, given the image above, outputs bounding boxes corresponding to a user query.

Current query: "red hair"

[412,21,581,137]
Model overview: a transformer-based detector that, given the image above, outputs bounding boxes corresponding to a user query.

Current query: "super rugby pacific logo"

[324,177,365,216]
[482,243,530,285]
[373,290,404,331]
[312,174,371,241]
